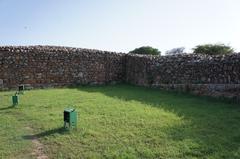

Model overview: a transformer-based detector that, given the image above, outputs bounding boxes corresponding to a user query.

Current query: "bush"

[193,44,234,55]
[129,46,161,55]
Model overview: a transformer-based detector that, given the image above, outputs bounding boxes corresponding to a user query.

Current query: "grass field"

[0,84,240,159]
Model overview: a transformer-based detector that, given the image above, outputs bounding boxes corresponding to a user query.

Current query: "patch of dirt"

[31,137,48,159]
[25,126,49,159]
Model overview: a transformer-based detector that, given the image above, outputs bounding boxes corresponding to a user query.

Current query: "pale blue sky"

[0,0,239,53]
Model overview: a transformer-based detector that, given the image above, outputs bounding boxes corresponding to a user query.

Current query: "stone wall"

[126,54,240,85]
[0,46,126,89]
[0,46,239,102]
[125,54,240,101]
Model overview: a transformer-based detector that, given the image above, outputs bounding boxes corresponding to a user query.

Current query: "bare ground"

[25,126,48,159]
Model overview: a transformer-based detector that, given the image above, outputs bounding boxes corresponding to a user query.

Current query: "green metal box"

[12,95,18,106]
[64,108,77,129]
[18,85,25,94]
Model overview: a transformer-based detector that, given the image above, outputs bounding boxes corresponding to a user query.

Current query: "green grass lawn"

[0,84,240,159]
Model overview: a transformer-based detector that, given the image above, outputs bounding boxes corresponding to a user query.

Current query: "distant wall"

[125,54,240,101]
[0,46,239,102]
[126,54,240,85]
[0,46,126,89]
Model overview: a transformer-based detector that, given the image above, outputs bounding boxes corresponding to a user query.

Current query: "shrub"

[193,44,234,55]
[129,46,161,55]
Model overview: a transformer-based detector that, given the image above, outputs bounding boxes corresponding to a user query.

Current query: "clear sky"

[0,0,239,53]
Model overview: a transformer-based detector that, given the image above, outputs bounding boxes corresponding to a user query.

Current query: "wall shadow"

[73,84,240,158]
[74,84,239,115]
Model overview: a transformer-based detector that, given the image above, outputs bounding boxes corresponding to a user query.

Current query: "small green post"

[12,95,19,106]
[64,108,77,130]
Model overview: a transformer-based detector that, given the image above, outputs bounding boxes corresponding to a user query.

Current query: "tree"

[166,47,185,55]
[129,46,161,55]
[193,44,234,55]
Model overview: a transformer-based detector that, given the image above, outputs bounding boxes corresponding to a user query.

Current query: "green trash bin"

[12,95,19,106]
[64,108,77,129]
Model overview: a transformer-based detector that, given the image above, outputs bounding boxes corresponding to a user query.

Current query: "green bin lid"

[64,108,75,112]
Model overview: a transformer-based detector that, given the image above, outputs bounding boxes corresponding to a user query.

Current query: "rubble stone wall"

[0,46,126,89]
[0,46,239,102]
[126,54,240,85]
[125,54,240,101]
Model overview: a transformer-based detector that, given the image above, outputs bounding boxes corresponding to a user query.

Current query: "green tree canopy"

[193,44,234,55]
[129,46,161,55]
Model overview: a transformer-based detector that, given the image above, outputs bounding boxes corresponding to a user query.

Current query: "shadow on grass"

[73,84,240,158]
[0,106,14,111]
[22,127,67,140]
